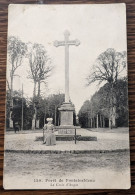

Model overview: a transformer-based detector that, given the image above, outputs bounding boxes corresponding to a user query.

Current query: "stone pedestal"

[58,102,75,134]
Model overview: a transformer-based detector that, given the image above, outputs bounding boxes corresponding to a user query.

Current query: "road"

[3,151,130,189]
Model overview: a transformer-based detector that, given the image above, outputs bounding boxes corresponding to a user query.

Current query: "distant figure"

[14,121,20,133]
[43,118,56,146]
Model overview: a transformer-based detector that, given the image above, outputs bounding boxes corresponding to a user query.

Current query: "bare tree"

[87,48,127,128]
[27,43,52,129]
[36,51,52,98]
[8,36,27,101]
[27,43,52,98]
[8,36,27,127]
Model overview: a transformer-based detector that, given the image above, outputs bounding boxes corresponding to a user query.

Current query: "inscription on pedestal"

[58,129,75,134]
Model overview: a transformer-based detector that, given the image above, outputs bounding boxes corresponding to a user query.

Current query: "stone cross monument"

[54,30,80,134]
[54,30,80,103]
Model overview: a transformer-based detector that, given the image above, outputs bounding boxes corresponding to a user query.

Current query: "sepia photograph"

[3,4,130,189]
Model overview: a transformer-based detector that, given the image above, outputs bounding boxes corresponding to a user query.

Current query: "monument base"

[55,135,97,141]
[57,102,82,134]
[59,102,75,125]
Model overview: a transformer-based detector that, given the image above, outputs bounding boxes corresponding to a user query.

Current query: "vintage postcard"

[3,4,130,189]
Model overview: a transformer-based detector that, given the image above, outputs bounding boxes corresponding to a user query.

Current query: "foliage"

[87,48,126,85]
[8,36,27,75]
[6,90,34,129]
[79,78,128,128]
[36,93,65,127]
[7,92,65,129]
[7,36,27,119]
[6,36,55,129]
[86,48,127,128]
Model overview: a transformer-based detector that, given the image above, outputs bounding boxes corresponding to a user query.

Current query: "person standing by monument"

[43,118,56,146]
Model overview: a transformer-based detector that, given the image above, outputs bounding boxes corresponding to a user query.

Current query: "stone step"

[35,135,97,141]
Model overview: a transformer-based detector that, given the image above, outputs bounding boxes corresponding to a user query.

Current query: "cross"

[54,30,80,103]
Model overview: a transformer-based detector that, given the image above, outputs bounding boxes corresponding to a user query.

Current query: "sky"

[7,4,127,113]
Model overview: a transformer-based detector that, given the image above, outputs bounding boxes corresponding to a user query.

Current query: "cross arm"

[68,39,80,46]
[54,39,80,47]
[54,40,65,47]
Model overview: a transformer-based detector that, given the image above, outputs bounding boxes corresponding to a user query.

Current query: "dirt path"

[3,151,130,189]
[4,128,130,151]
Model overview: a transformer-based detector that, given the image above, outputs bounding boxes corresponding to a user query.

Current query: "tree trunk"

[33,81,36,97]
[96,114,99,129]
[111,106,116,128]
[93,118,95,128]
[38,81,40,97]
[54,105,57,126]
[32,106,37,130]
[88,117,90,128]
[109,118,111,129]
[44,109,46,126]
[109,82,116,129]
[32,81,37,130]
[103,116,105,128]
[91,118,92,128]
[9,112,13,128]
[36,119,39,128]
[109,106,116,129]
[9,75,13,128]
[58,112,60,126]
[58,114,59,126]
[100,114,102,128]
[10,75,13,101]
